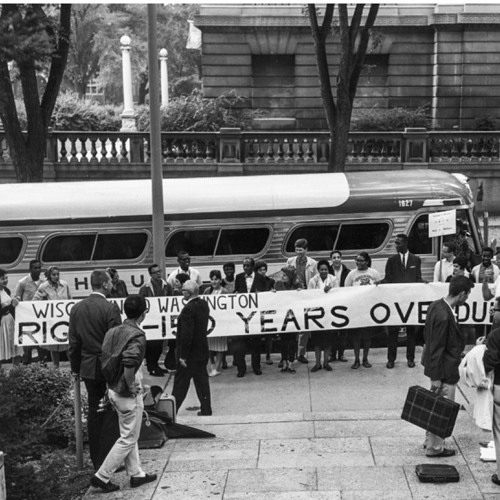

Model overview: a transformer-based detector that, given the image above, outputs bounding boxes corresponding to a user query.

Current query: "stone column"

[159,48,169,106]
[120,35,137,131]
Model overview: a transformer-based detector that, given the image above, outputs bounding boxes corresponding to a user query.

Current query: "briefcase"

[415,464,460,483]
[401,385,460,439]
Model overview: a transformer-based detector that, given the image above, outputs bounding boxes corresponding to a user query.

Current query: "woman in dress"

[308,259,339,372]
[33,266,72,368]
[344,252,381,369]
[0,268,22,368]
[274,266,302,373]
[204,270,228,376]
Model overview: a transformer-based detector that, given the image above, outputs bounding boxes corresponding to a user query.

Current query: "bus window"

[166,229,219,257]
[336,223,389,250]
[216,227,270,256]
[93,232,149,260]
[408,214,432,254]
[42,234,95,262]
[285,222,389,253]
[0,236,24,265]
[285,224,340,253]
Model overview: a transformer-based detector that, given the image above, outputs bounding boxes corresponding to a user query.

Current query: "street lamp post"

[147,5,166,277]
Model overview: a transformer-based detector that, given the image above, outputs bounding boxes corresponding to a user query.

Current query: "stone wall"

[196,4,500,130]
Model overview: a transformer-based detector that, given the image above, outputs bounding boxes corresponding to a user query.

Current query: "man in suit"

[139,263,173,376]
[233,257,270,377]
[423,275,473,457]
[68,269,122,470]
[172,280,212,416]
[381,233,424,369]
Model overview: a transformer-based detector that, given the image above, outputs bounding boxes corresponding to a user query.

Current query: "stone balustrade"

[1,128,500,182]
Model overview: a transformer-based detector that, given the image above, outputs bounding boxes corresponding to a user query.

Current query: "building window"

[252,54,295,116]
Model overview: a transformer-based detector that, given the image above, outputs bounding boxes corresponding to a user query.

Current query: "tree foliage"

[308,4,379,171]
[0,3,71,182]
[64,4,109,97]
[65,4,201,103]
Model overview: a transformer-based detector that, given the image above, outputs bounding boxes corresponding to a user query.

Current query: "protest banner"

[15,283,491,346]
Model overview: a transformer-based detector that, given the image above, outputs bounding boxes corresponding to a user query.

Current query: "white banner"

[15,284,491,346]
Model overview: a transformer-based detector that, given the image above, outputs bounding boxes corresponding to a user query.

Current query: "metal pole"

[484,210,489,247]
[438,235,443,282]
[147,4,166,277]
[73,376,83,469]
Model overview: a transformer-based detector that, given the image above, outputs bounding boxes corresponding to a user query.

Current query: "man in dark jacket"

[483,326,500,486]
[171,280,212,416]
[68,269,122,470]
[381,233,424,369]
[90,295,157,493]
[422,275,473,457]
[233,257,270,377]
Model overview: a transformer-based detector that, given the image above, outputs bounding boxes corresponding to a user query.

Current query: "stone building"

[194,3,500,130]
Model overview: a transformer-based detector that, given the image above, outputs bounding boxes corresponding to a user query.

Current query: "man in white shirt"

[166,251,202,291]
[15,259,47,365]
[433,242,456,283]
[472,247,500,284]
[286,239,317,363]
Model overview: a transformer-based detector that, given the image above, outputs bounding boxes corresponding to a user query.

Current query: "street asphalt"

[83,345,500,500]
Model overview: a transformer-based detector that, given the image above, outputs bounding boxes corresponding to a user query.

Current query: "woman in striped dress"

[203,270,228,376]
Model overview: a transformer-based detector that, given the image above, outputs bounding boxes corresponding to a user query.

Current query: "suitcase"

[156,393,177,423]
[401,385,460,439]
[415,464,460,483]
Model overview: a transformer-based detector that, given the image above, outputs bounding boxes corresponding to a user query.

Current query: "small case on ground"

[401,385,460,438]
[415,464,460,483]
[156,392,177,423]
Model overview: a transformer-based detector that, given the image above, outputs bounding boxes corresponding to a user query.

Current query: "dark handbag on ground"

[415,464,460,483]
[401,385,460,438]
[138,412,167,449]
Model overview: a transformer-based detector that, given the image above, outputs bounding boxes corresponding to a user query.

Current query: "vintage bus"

[0,169,482,297]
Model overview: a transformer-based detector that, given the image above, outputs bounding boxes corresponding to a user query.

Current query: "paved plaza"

[83,346,500,499]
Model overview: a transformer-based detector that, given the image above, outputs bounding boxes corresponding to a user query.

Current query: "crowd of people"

[2,235,500,376]
[2,234,500,491]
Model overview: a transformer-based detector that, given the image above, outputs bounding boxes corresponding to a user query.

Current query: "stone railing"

[1,128,500,182]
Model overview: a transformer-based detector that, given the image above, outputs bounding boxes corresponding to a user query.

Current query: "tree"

[64,4,109,98]
[0,4,71,182]
[308,4,379,172]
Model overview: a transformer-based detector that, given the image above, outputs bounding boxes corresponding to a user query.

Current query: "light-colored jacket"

[286,256,318,285]
[459,344,493,430]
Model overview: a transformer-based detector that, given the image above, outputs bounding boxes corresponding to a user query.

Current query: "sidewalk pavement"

[84,347,500,499]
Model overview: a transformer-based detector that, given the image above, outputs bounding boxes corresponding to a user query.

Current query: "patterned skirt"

[0,313,23,361]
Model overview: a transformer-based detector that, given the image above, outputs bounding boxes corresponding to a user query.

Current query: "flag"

[186,20,202,50]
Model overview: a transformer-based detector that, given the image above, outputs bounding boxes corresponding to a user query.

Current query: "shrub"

[0,365,89,499]
[351,105,432,131]
[473,115,498,131]
[51,92,121,131]
[137,89,265,132]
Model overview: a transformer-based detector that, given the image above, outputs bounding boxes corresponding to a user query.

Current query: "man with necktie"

[381,233,424,369]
